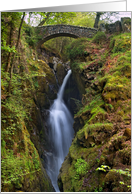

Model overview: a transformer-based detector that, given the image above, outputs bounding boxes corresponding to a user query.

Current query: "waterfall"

[46,70,74,192]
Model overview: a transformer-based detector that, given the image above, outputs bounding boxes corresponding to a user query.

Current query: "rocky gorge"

[1,13,131,192]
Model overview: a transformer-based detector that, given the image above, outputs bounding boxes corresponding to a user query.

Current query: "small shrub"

[66,38,89,60]
[24,25,42,48]
[92,31,107,44]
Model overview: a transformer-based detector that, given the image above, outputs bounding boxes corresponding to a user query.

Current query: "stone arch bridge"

[36,25,97,48]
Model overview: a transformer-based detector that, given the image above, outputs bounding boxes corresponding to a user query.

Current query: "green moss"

[37,60,56,85]
[84,123,113,139]
[102,75,131,102]
[110,33,131,53]
[76,94,104,116]
[109,52,131,78]
[88,107,107,124]
[69,137,81,160]
[74,158,88,179]
[1,121,48,192]
[63,145,102,192]
[104,168,131,192]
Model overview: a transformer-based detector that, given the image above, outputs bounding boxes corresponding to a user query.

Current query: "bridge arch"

[36,25,97,48]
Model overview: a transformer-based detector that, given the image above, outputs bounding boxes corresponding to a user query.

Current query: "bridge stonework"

[36,25,97,48]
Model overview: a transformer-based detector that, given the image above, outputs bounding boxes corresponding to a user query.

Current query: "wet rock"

[56,63,66,85]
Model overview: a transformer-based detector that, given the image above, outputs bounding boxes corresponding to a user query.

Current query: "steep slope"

[58,32,131,192]
[1,14,59,191]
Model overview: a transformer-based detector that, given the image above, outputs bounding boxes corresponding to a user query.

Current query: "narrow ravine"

[45,70,74,192]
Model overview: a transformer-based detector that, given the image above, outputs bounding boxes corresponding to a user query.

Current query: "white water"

[46,70,74,192]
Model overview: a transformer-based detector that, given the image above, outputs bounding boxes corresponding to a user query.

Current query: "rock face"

[1,29,59,191]
[58,32,131,192]
[105,21,122,33]
[1,111,54,192]
[99,17,131,34]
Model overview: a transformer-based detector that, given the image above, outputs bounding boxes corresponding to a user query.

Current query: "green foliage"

[94,186,103,192]
[1,40,16,53]
[46,12,77,25]
[24,24,42,48]
[77,94,104,116]
[74,158,88,179]
[1,149,41,185]
[99,187,103,192]
[119,181,124,185]
[1,13,47,190]
[96,158,100,163]
[1,12,23,58]
[1,140,6,156]
[111,168,131,177]
[96,165,131,191]
[32,149,40,170]
[26,12,95,27]
[43,36,72,60]
[66,38,89,60]
[88,106,106,124]
[72,12,96,27]
[96,165,111,172]
[92,31,107,44]
[1,72,30,123]
[100,50,109,63]
[105,103,114,110]
[110,33,131,53]
[94,187,98,192]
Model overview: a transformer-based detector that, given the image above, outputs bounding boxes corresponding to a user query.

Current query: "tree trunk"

[94,12,102,29]
[38,12,51,26]
[6,20,14,72]
[8,12,25,93]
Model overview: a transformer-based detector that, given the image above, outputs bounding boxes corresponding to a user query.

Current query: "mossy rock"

[113,99,131,112]
[104,168,131,192]
[76,94,104,117]
[73,115,84,134]
[1,119,54,192]
[88,107,107,124]
[80,110,91,123]
[106,134,127,153]
[102,75,131,102]
[77,122,113,147]
[36,92,50,109]
[72,70,86,96]
[115,146,131,165]
[58,145,102,192]
[37,60,57,85]
[123,128,131,140]
[104,170,120,191]
[56,63,66,85]
[110,33,131,53]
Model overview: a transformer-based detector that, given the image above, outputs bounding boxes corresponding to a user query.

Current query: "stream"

[45,70,74,192]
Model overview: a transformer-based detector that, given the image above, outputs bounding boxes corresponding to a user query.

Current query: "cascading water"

[46,70,74,192]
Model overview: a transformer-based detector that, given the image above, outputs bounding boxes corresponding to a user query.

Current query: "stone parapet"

[36,25,97,48]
